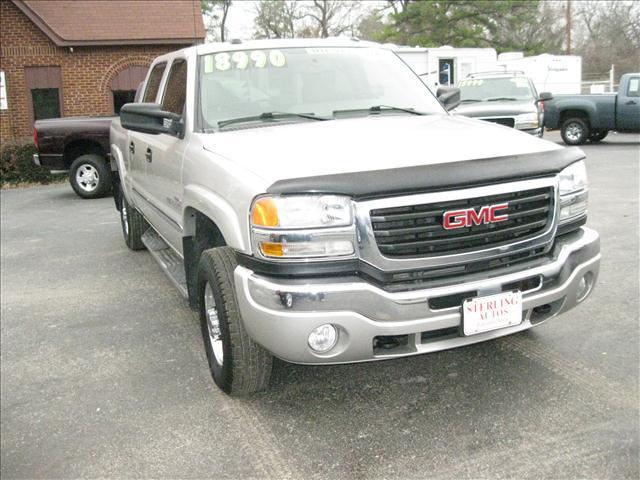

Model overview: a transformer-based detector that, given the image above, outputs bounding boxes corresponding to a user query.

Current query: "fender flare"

[182,184,248,252]
[109,142,135,206]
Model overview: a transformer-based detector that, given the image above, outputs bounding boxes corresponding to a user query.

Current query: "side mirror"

[120,103,184,137]
[436,86,461,111]
[538,92,553,102]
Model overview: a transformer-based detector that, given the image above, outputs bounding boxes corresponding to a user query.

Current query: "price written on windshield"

[205,50,287,73]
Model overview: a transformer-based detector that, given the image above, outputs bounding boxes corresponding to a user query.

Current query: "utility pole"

[566,0,572,55]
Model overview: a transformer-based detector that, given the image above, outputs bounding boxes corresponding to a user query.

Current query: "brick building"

[0,0,205,144]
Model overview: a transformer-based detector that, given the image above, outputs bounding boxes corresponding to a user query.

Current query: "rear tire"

[197,247,273,395]
[561,118,590,145]
[69,154,111,199]
[589,129,608,142]
[119,185,147,251]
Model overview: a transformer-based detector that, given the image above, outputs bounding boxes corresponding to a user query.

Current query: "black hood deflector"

[267,147,584,200]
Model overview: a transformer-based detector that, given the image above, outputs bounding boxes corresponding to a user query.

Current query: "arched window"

[110,65,148,114]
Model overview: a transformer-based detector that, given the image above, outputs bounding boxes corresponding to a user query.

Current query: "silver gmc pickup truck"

[110,38,600,395]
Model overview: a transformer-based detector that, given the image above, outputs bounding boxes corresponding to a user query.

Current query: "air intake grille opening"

[370,187,553,258]
[482,118,515,128]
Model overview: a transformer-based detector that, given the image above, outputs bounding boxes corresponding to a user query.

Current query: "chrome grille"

[370,187,554,258]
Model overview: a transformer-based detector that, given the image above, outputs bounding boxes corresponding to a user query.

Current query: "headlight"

[558,161,588,225]
[250,195,357,261]
[514,112,539,129]
[252,195,352,229]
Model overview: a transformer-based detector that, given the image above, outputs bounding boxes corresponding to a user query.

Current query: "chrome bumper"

[235,227,600,365]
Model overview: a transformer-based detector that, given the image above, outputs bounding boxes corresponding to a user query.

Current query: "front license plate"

[462,291,522,336]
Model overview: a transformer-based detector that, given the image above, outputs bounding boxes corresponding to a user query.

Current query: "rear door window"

[142,63,166,103]
[627,77,640,97]
[161,59,188,116]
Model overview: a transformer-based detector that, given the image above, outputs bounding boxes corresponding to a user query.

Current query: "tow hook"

[374,336,402,350]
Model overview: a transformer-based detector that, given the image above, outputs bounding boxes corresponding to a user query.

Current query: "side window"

[162,59,187,116]
[142,63,166,103]
[627,77,640,98]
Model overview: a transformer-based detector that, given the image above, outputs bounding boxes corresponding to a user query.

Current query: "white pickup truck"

[110,38,600,395]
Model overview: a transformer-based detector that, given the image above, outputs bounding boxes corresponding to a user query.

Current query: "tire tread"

[199,247,272,395]
[121,188,147,251]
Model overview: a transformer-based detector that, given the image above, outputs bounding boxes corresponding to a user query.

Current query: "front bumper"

[235,227,600,364]
[520,126,543,137]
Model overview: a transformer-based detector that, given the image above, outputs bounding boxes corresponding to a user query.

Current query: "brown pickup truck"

[33,116,113,198]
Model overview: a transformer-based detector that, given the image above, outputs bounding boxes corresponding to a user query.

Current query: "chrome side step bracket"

[141,228,188,298]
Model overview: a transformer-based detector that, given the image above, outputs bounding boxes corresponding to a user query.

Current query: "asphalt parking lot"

[1,131,638,479]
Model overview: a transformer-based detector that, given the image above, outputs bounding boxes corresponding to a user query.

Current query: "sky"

[223,0,260,39]
[210,0,385,41]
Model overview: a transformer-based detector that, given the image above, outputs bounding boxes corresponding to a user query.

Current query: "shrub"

[0,141,60,186]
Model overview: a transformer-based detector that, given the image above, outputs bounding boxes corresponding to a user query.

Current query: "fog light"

[308,324,338,353]
[576,272,594,302]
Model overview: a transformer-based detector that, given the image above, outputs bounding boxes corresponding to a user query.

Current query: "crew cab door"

[128,62,167,200]
[617,75,640,131]
[141,57,189,252]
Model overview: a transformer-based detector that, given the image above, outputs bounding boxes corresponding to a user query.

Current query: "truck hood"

[453,100,537,118]
[201,114,560,186]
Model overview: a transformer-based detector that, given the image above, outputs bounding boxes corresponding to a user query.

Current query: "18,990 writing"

[204,50,287,72]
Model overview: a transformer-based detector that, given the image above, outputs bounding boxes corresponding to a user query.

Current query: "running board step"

[141,228,188,298]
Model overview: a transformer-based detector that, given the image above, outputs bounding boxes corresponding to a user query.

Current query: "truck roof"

[194,37,383,56]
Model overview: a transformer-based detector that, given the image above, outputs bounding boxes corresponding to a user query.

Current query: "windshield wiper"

[333,105,428,116]
[217,111,331,129]
[459,99,483,104]
[486,97,518,102]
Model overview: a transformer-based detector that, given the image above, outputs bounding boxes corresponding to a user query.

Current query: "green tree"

[356,9,387,41]
[379,0,563,54]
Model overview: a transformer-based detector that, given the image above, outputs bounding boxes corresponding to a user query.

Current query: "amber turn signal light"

[252,197,279,227]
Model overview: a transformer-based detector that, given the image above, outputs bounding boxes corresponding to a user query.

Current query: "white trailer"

[392,46,498,89]
[497,53,582,94]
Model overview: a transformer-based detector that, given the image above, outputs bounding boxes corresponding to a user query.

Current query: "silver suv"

[454,71,551,136]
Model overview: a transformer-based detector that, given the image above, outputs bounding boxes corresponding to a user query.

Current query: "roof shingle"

[13,0,205,46]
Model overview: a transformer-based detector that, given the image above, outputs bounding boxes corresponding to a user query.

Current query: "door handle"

[129,142,135,154]
[626,100,637,105]
[145,147,152,163]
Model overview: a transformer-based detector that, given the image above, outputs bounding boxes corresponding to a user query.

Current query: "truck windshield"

[457,77,535,103]
[198,46,445,130]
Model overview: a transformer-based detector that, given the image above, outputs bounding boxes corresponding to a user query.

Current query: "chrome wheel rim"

[204,282,223,365]
[565,123,582,142]
[121,202,129,236]
[75,164,99,192]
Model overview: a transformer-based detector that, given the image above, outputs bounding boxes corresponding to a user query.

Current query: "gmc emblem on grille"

[443,203,509,230]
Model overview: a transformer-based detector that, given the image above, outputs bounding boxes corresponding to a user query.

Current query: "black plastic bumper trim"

[37,153,66,170]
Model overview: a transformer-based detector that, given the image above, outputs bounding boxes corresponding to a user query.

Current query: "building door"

[438,58,455,86]
[110,65,148,114]
[24,66,63,126]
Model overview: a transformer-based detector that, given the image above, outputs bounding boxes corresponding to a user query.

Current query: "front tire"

[561,118,590,145]
[69,154,111,199]
[119,185,147,251]
[197,247,273,395]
